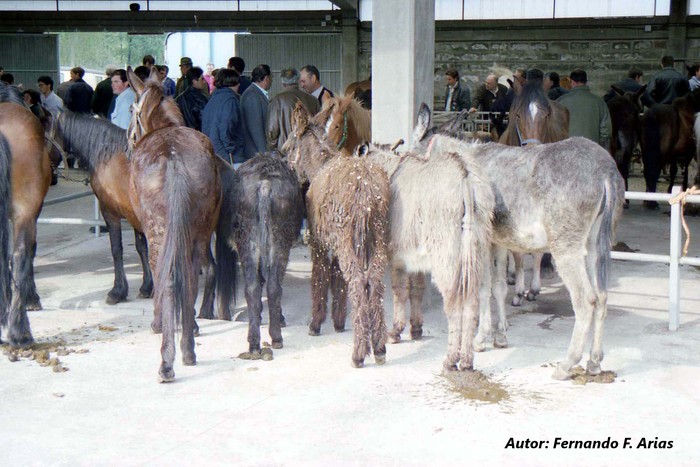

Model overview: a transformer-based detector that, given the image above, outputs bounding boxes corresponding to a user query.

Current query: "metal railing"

[39,191,105,238]
[611,186,700,331]
[433,110,508,134]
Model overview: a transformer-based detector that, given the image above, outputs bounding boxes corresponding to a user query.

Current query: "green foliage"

[59,32,166,72]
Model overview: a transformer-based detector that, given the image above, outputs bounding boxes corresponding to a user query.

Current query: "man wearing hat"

[176,57,193,96]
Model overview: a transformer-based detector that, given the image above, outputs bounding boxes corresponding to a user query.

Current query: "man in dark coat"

[175,66,209,132]
[603,68,655,108]
[240,64,272,160]
[63,66,94,114]
[444,68,470,112]
[470,73,508,113]
[647,55,690,105]
[544,71,569,101]
[91,65,116,118]
[202,68,244,166]
[228,56,252,95]
[267,67,320,155]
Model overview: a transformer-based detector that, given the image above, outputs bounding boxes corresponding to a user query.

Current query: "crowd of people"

[443,54,694,149]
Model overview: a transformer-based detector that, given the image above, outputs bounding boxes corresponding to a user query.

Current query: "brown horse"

[314,95,371,156]
[50,112,153,305]
[126,68,222,382]
[344,76,371,97]
[640,88,700,209]
[0,83,52,348]
[284,102,390,368]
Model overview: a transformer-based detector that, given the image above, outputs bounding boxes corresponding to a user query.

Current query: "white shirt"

[253,82,269,100]
[41,91,63,116]
[445,85,455,111]
[111,87,135,129]
[311,86,323,100]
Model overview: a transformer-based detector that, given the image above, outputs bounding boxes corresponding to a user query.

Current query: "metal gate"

[0,34,60,89]
[235,33,341,96]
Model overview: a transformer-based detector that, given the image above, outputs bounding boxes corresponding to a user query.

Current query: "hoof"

[351,358,364,368]
[457,360,474,371]
[197,312,214,320]
[10,332,35,349]
[25,301,43,312]
[105,294,123,306]
[551,364,572,381]
[138,289,154,299]
[493,333,508,349]
[158,365,175,383]
[387,332,401,344]
[526,290,539,302]
[308,326,320,337]
[473,334,489,352]
[334,326,345,333]
[374,354,386,365]
[410,327,423,340]
[271,341,283,350]
[643,200,660,211]
[586,360,601,376]
[511,294,524,307]
[442,361,458,372]
[183,353,197,366]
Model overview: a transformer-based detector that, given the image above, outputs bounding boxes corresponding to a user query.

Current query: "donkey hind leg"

[350,278,372,368]
[585,220,608,376]
[104,213,128,305]
[135,230,154,298]
[243,253,265,354]
[511,252,526,306]
[408,272,426,340]
[197,245,216,320]
[330,256,348,332]
[492,248,509,349]
[474,246,497,352]
[266,250,291,350]
[308,239,331,336]
[388,264,409,343]
[550,252,598,381]
[526,252,543,302]
[370,277,388,365]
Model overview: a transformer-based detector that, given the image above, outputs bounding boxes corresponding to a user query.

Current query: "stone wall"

[358,16,700,108]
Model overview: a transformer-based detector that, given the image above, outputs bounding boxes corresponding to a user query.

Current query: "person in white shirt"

[37,76,63,117]
[299,64,334,107]
[110,69,135,130]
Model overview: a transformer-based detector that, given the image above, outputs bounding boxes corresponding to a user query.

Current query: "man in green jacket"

[556,69,612,149]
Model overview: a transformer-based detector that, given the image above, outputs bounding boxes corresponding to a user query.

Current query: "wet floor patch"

[441,369,510,404]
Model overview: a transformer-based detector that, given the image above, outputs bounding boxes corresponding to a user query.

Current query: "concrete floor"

[2,172,700,466]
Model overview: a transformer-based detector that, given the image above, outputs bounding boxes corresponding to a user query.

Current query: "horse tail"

[0,133,12,326]
[596,176,624,291]
[257,180,272,282]
[159,158,195,330]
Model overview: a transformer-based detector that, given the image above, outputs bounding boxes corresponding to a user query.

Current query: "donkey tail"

[258,180,272,282]
[159,158,196,330]
[215,208,238,321]
[0,133,12,327]
[596,177,623,291]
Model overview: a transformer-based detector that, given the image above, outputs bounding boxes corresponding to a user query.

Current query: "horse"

[363,136,495,372]
[414,105,625,380]
[314,95,371,157]
[344,76,371,98]
[49,112,153,305]
[0,82,52,348]
[126,67,222,382]
[283,102,390,368]
[640,88,700,209]
[215,153,303,357]
[607,84,647,207]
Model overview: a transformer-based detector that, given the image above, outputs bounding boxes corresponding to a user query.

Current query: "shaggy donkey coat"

[284,102,389,368]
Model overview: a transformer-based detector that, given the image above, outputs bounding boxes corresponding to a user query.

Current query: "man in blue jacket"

[202,68,244,167]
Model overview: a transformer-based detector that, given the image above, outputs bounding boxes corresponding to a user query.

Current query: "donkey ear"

[149,66,162,83]
[413,103,432,142]
[127,66,145,97]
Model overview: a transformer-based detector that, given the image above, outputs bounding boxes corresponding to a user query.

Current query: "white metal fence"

[39,191,104,238]
[612,187,700,331]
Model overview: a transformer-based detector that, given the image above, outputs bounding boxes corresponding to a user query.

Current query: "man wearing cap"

[176,57,193,96]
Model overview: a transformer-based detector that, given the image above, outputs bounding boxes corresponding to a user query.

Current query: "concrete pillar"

[668,0,688,67]
[372,0,435,146]
[341,16,359,93]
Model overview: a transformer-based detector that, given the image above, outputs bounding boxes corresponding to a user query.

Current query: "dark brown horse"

[126,68,222,382]
[641,88,700,209]
[50,112,153,304]
[607,84,647,203]
[0,83,52,348]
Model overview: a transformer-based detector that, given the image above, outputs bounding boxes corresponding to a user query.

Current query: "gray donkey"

[362,139,495,372]
[215,153,304,357]
[411,105,625,380]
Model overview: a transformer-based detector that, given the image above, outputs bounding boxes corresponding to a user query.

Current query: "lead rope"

[336,112,348,151]
[668,186,700,255]
[45,134,90,185]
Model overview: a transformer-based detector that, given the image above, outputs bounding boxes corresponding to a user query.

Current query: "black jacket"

[64,79,94,114]
[444,83,470,111]
[176,86,209,132]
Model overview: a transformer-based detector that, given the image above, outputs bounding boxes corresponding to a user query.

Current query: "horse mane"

[337,94,372,143]
[0,82,24,106]
[132,79,185,142]
[59,112,128,173]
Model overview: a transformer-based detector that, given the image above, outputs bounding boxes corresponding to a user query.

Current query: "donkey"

[362,139,495,372]
[215,153,303,357]
[283,102,390,368]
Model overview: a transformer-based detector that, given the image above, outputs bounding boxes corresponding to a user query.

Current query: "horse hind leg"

[197,245,216,320]
[104,214,128,305]
[330,256,348,333]
[550,252,598,381]
[134,230,153,298]
[13,221,41,311]
[157,283,176,382]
